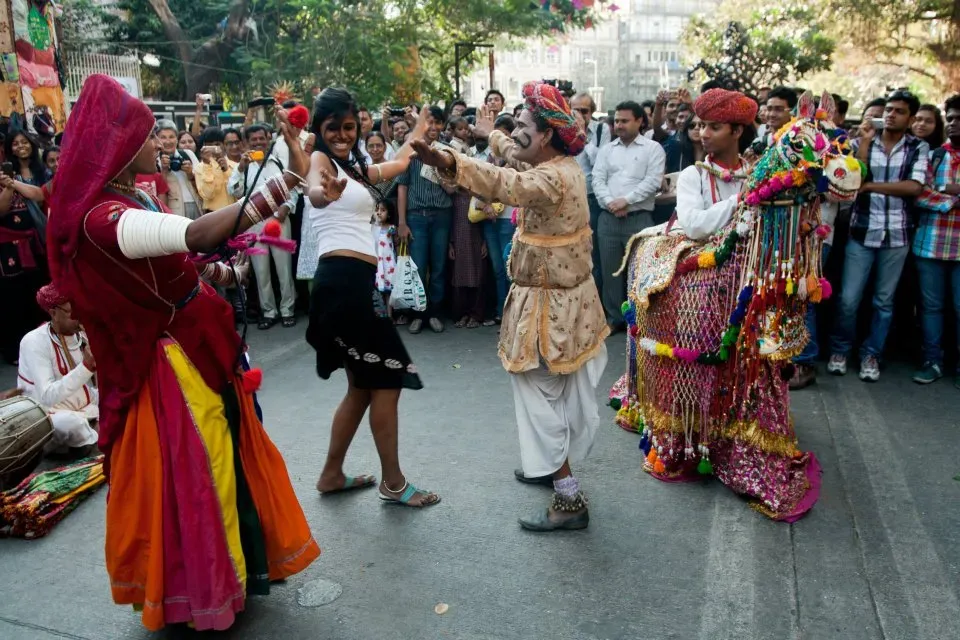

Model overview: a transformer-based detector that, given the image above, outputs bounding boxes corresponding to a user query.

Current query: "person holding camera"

[228,124,298,329]
[193,127,237,212]
[157,119,203,219]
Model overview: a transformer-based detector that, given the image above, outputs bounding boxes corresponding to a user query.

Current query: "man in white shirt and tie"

[593,100,666,332]
[571,92,611,292]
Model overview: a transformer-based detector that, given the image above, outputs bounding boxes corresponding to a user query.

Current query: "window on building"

[546,49,559,64]
[581,49,595,64]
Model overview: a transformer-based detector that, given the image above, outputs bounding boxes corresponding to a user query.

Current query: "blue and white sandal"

[379,481,441,508]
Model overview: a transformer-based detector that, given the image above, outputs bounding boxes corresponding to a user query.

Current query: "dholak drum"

[0,396,53,489]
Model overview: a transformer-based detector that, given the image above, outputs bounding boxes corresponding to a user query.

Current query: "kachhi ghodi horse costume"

[609,91,862,521]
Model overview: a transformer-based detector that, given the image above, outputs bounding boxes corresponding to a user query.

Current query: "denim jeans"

[587,193,603,292]
[915,256,960,370]
[483,217,516,317]
[794,243,832,365]
[407,208,452,315]
[829,238,909,360]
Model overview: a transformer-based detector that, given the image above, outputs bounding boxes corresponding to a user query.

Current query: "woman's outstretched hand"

[410,139,454,171]
[318,167,348,202]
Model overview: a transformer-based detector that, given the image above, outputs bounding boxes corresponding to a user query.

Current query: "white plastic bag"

[391,241,427,312]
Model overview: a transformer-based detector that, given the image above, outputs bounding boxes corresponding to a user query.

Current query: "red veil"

[47,75,239,460]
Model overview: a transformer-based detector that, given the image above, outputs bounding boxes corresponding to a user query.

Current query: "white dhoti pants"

[45,411,99,452]
[511,344,608,478]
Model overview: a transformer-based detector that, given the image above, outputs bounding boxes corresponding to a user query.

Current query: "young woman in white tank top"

[304,88,440,509]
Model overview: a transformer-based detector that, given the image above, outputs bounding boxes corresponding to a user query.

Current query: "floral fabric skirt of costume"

[307,256,422,390]
[104,340,320,631]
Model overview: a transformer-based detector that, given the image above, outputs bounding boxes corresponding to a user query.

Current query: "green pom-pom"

[609,397,622,410]
[721,325,740,347]
[621,301,631,315]
[697,458,713,475]
[718,346,730,361]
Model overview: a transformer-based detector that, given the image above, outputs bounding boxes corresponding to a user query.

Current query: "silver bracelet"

[283,169,308,187]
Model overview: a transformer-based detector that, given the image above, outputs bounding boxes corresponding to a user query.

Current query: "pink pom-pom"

[759,186,773,200]
[814,135,827,151]
[673,347,699,364]
[264,217,282,237]
[769,176,784,191]
[783,173,794,188]
[511,209,519,225]
[819,277,832,300]
[815,224,831,239]
[746,193,761,206]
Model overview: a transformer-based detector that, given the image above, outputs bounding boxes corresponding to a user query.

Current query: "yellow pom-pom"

[786,279,794,296]
[697,251,717,268]
[654,343,672,358]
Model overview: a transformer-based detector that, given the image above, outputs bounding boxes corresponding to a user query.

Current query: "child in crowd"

[446,116,473,156]
[373,199,399,317]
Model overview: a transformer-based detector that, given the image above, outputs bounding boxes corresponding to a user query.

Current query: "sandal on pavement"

[454,316,468,328]
[317,474,377,495]
[428,317,445,333]
[281,316,297,328]
[258,317,278,330]
[518,508,589,532]
[379,481,441,508]
[409,318,423,334]
[514,468,554,487]
[465,318,481,329]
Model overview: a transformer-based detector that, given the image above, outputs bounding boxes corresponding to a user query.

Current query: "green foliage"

[86,0,595,103]
[684,7,835,92]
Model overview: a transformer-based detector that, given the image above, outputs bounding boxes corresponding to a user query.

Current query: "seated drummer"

[17,283,99,455]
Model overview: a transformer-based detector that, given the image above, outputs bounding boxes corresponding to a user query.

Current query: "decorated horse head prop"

[745,91,863,207]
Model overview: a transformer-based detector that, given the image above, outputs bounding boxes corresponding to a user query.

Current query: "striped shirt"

[396,151,453,212]
[849,134,929,249]
[914,144,960,261]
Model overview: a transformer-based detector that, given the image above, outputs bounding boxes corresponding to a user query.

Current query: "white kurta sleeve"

[18,331,95,411]
[675,166,739,240]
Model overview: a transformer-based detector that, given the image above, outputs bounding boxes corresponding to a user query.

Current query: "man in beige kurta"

[416,81,608,531]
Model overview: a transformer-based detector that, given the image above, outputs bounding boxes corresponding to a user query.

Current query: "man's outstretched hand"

[410,139,454,171]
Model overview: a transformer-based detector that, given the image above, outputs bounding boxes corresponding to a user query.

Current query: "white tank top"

[311,159,377,259]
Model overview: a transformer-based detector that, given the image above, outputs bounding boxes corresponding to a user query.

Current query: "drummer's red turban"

[36,283,68,311]
[694,89,758,126]
[522,81,586,156]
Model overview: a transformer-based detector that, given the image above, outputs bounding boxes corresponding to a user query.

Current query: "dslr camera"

[168,153,183,172]
[388,107,406,117]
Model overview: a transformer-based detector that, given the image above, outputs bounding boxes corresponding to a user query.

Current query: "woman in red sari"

[47,75,319,631]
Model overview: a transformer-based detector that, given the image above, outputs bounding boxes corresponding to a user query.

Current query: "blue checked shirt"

[849,134,929,249]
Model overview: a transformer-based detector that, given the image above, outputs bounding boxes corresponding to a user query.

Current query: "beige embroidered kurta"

[442,130,608,374]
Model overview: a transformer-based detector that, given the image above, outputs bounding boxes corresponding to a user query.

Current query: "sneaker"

[858,355,880,382]
[428,317,445,333]
[827,354,847,376]
[912,362,943,385]
[408,318,423,334]
[789,364,817,390]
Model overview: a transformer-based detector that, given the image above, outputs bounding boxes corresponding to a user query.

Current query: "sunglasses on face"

[574,108,591,115]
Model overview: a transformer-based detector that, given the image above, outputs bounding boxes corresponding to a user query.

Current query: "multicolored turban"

[36,282,68,312]
[521,81,587,156]
[693,88,758,126]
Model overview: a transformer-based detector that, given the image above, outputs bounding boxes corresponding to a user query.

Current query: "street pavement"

[1,323,958,640]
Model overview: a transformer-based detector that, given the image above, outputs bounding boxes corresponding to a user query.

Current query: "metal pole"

[455,44,462,100]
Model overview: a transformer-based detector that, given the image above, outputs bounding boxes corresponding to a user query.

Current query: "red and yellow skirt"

[104,339,320,631]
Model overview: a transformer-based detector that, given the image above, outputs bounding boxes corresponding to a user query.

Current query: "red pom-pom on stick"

[240,368,263,393]
[264,217,282,237]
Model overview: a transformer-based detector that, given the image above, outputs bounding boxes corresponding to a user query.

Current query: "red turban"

[521,81,587,156]
[694,89,758,126]
[36,283,68,311]
[288,104,310,130]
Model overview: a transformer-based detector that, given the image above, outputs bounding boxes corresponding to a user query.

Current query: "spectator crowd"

[2,83,958,394]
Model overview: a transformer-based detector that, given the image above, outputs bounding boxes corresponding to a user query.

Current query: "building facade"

[464,0,718,110]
